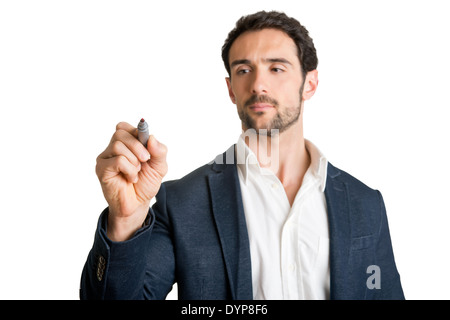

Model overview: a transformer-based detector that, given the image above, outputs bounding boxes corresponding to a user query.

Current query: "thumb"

[147,135,168,177]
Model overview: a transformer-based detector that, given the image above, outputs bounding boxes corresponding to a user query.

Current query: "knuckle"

[95,159,106,180]
[115,121,127,131]
[115,155,127,166]
[112,128,124,140]
[111,140,122,154]
[95,161,101,177]
[95,155,104,170]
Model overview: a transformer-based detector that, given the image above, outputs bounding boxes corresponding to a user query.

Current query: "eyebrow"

[230,59,251,68]
[230,57,293,69]
[265,58,292,65]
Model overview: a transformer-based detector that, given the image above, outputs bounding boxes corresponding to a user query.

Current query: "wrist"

[106,206,149,242]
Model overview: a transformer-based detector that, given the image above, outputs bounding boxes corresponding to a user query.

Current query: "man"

[80,11,404,300]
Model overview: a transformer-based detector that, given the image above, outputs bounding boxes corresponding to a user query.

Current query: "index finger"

[116,121,138,138]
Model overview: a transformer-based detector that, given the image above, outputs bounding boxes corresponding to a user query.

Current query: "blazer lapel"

[208,145,253,300]
[324,163,351,299]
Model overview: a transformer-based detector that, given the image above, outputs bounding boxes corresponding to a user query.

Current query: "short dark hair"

[221,11,318,78]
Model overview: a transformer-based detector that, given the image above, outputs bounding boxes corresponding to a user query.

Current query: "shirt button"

[271,183,279,189]
[288,263,296,272]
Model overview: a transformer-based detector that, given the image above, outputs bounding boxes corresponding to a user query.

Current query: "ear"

[225,77,236,104]
[302,70,319,101]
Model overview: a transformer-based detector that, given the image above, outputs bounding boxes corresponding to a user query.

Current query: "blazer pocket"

[351,235,375,250]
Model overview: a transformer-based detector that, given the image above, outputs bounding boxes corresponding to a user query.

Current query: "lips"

[249,103,275,112]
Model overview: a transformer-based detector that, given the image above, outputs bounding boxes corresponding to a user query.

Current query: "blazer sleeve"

[80,184,176,300]
[375,191,405,299]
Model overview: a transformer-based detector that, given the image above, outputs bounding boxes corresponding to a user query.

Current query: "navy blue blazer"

[80,146,404,300]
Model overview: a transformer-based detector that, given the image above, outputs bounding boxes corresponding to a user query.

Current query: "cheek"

[230,79,248,104]
[231,77,246,91]
[275,79,302,105]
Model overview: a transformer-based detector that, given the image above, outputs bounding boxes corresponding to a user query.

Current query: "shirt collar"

[305,139,328,192]
[235,134,259,184]
[236,135,328,192]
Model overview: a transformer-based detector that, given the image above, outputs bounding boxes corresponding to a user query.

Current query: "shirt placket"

[281,215,301,299]
[280,176,317,300]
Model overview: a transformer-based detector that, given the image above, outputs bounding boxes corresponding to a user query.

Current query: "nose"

[250,69,268,95]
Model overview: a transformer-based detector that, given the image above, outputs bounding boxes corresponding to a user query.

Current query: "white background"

[1,0,449,300]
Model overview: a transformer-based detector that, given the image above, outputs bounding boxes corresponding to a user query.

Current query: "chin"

[248,125,279,136]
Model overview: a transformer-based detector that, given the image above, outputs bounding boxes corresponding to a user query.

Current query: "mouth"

[248,103,275,113]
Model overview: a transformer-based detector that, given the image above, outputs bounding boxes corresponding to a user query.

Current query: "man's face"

[226,28,307,135]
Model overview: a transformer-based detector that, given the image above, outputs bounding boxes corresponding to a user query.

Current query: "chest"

[238,171,330,299]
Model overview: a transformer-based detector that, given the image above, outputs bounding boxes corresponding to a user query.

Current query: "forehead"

[229,28,298,64]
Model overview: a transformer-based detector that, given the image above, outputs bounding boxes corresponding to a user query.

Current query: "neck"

[243,114,310,206]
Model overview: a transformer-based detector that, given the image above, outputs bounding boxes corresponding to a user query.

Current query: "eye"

[271,67,284,73]
[237,68,251,75]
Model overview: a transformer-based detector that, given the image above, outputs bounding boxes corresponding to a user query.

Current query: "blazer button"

[97,255,106,282]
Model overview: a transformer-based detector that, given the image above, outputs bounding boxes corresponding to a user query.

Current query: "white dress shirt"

[236,135,330,300]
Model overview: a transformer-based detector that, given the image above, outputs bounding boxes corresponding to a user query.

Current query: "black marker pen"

[137,118,149,147]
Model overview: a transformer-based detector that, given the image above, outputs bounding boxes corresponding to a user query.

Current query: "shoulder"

[159,145,237,200]
[163,163,213,192]
[326,162,386,230]
[327,162,381,199]
[326,162,385,222]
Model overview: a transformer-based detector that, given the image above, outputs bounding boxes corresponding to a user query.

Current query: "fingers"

[100,123,150,164]
[116,121,138,137]
[96,121,168,185]
[109,140,141,167]
[97,155,141,184]
[114,129,151,163]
